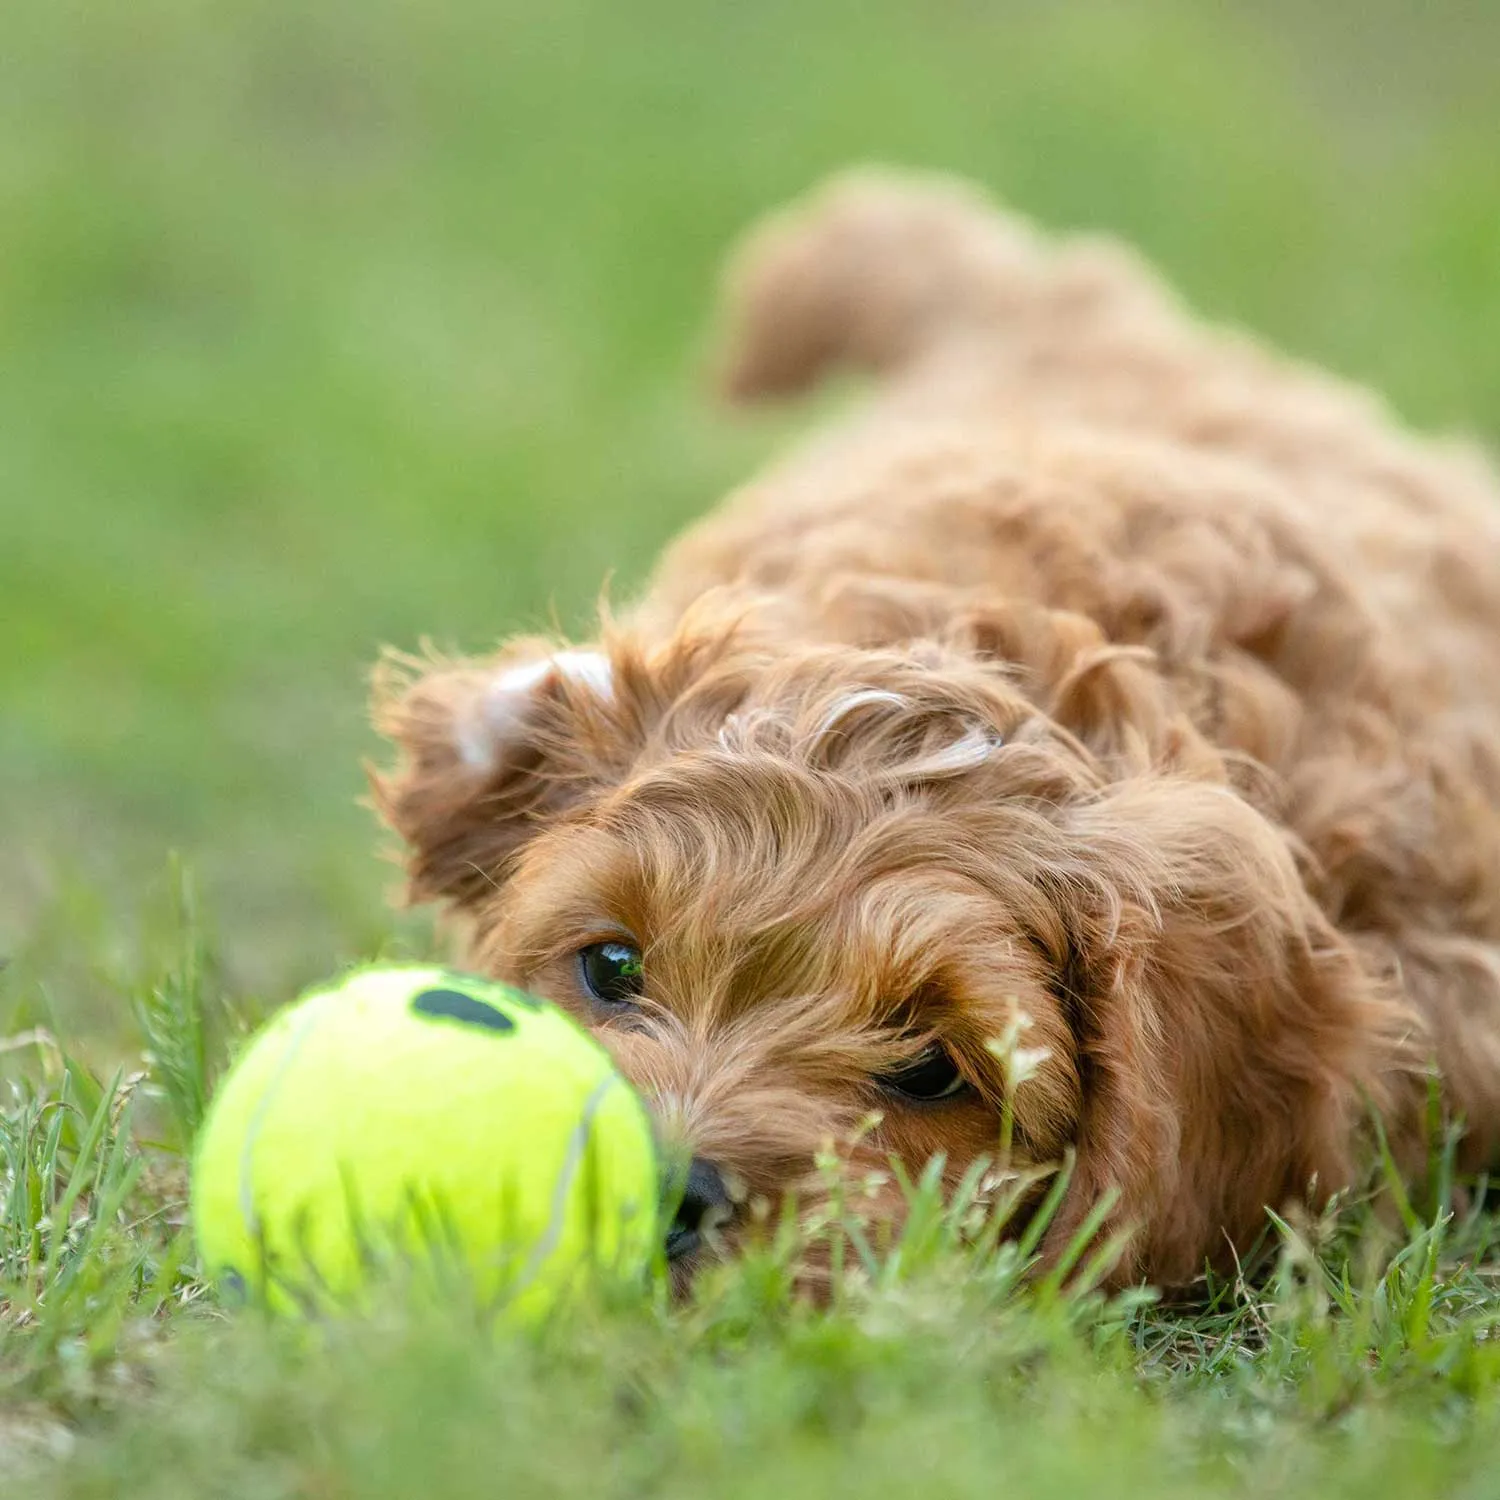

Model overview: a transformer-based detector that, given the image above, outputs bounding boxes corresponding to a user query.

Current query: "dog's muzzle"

[665,1156,734,1262]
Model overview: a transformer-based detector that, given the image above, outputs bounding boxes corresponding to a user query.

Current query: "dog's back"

[651,170,1500,1162]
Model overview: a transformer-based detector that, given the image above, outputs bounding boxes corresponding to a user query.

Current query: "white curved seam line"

[511,1072,621,1297]
[236,1003,327,1243]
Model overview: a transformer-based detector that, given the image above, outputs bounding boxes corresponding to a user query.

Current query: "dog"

[373,170,1500,1289]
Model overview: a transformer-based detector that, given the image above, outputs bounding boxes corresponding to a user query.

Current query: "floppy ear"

[370,641,636,911]
[1033,778,1417,1286]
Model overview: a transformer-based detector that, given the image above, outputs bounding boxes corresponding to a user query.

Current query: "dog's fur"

[373,170,1500,1287]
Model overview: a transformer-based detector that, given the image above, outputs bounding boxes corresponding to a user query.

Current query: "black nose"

[665,1157,732,1262]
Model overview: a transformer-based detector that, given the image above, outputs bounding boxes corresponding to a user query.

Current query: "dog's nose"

[665,1156,732,1262]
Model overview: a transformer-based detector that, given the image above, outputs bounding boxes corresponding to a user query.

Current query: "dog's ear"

[370,624,761,913]
[1032,779,1415,1286]
[370,642,640,911]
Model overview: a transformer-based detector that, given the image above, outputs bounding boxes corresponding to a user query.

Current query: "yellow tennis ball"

[190,965,660,1319]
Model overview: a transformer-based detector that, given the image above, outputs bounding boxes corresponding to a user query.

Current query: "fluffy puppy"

[373,170,1500,1289]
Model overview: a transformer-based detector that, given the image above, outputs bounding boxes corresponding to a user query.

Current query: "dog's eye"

[578,941,644,1007]
[877,1044,969,1102]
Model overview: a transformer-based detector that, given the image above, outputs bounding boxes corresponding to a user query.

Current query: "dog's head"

[372,615,1407,1290]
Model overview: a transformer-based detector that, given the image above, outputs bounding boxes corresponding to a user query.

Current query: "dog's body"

[376,173,1500,1286]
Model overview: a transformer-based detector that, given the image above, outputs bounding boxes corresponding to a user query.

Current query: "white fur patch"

[814,690,1001,778]
[814,690,909,740]
[903,724,1002,779]
[455,649,614,771]
[500,649,615,701]
[717,687,1002,779]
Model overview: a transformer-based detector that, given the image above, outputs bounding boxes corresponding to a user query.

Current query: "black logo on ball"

[411,988,517,1033]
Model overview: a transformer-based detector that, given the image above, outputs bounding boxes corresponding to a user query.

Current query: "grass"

[9,917,1500,1498]
[5,0,1500,1492]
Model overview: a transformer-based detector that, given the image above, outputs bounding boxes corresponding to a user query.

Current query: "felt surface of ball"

[191,965,660,1318]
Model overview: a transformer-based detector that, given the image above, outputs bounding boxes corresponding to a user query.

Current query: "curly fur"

[371,169,1500,1288]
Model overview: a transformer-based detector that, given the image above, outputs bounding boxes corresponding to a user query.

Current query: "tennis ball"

[191,964,660,1319]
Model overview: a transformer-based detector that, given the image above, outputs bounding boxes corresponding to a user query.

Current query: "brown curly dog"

[373,170,1500,1289]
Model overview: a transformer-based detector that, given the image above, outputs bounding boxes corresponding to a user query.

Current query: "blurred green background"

[4,0,1498,1014]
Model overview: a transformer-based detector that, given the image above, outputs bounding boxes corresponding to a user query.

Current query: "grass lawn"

[4,0,1500,1493]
